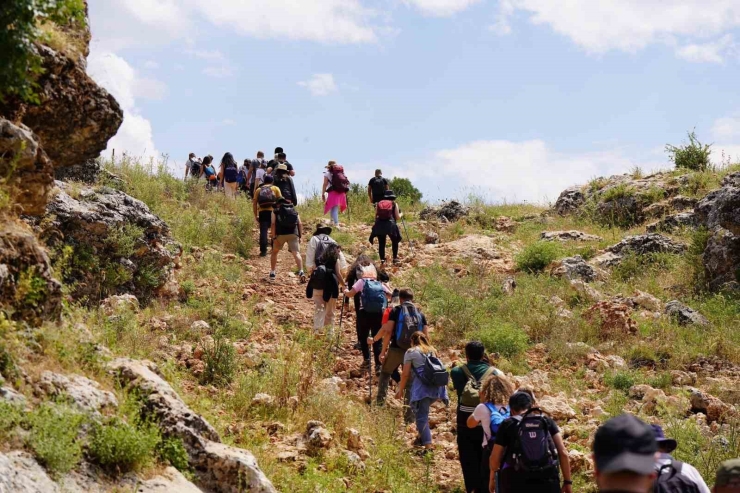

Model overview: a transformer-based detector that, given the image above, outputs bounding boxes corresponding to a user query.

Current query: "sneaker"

[259,250,267,257]
[269,271,276,281]
[360,359,370,370]
[393,258,401,265]
[298,270,306,283]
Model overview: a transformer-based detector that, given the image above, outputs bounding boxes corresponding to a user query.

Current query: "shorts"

[274,234,299,253]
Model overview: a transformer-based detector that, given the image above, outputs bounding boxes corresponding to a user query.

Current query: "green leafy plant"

[475,322,530,359]
[88,418,160,474]
[388,177,423,204]
[604,370,635,393]
[515,241,563,273]
[200,334,237,387]
[666,130,712,171]
[158,436,191,473]
[28,403,86,476]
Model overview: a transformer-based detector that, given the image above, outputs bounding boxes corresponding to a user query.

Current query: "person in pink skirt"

[322,161,349,226]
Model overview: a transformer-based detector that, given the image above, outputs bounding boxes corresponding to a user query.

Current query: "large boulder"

[584,299,637,339]
[549,255,599,282]
[0,451,59,493]
[419,200,469,222]
[108,358,276,493]
[664,300,710,326]
[34,371,117,415]
[35,183,180,302]
[553,187,585,215]
[592,234,686,267]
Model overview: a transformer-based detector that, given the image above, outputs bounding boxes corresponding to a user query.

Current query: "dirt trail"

[241,233,465,490]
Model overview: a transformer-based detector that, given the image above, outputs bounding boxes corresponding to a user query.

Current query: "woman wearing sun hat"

[322,161,349,226]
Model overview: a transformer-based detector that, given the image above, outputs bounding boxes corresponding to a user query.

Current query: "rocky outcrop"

[0,451,59,493]
[643,195,697,219]
[584,299,637,339]
[34,371,118,415]
[35,183,180,302]
[592,234,686,267]
[690,390,735,423]
[694,172,740,291]
[419,200,469,222]
[646,211,696,233]
[553,187,585,215]
[665,300,710,326]
[549,255,600,282]
[108,358,276,493]
[540,230,602,242]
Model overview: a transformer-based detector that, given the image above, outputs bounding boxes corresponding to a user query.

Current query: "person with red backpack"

[370,190,403,265]
[322,161,349,226]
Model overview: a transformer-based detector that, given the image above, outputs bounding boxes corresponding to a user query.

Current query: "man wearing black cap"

[652,424,709,492]
[268,148,295,176]
[592,414,658,492]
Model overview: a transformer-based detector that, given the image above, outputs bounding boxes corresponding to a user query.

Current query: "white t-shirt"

[471,403,507,446]
[656,456,710,493]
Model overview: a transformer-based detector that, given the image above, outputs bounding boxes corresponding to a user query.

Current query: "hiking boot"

[393,258,401,265]
[353,342,362,351]
[269,271,276,282]
[360,359,370,370]
[259,250,267,257]
[374,363,381,375]
[298,270,306,283]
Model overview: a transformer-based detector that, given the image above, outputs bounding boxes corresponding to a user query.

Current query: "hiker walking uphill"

[368,169,389,204]
[305,225,347,336]
[651,425,708,493]
[343,259,390,372]
[270,198,305,282]
[202,155,218,190]
[466,373,516,493]
[451,341,503,493]
[246,151,269,198]
[395,331,449,451]
[219,152,240,198]
[376,288,428,422]
[274,163,299,206]
[269,148,295,176]
[185,153,202,180]
[253,175,282,257]
[238,159,251,195]
[370,190,403,265]
[322,161,349,226]
[489,391,572,493]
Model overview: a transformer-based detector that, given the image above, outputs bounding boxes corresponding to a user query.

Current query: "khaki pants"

[312,290,336,334]
[377,346,414,423]
[224,181,238,198]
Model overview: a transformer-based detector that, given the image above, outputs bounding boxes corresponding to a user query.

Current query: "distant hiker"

[322,161,349,226]
[185,153,202,180]
[714,459,740,493]
[269,148,295,176]
[368,169,389,204]
[651,425,708,493]
[246,151,268,197]
[592,414,656,493]
[202,155,218,191]
[450,341,502,493]
[270,198,305,282]
[274,163,299,206]
[305,225,347,336]
[466,374,516,493]
[238,159,251,195]
[343,260,390,372]
[489,391,572,493]
[370,190,402,265]
[395,331,448,450]
[253,175,282,257]
[377,288,427,423]
[219,152,240,198]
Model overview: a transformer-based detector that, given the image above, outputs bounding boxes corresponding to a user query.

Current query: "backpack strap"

[461,364,475,381]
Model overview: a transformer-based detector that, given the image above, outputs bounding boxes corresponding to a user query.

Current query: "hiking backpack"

[376,200,394,220]
[313,234,336,266]
[223,161,238,183]
[330,165,350,193]
[417,352,449,387]
[276,203,299,230]
[653,461,700,493]
[459,365,501,410]
[395,303,422,350]
[190,159,202,177]
[257,186,276,207]
[507,409,559,475]
[360,279,387,314]
[484,404,510,443]
[370,176,387,199]
[204,165,217,181]
[237,167,247,186]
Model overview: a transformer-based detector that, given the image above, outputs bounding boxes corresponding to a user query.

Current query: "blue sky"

[87,0,740,203]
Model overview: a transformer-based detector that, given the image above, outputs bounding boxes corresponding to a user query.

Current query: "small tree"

[388,177,422,204]
[665,130,712,172]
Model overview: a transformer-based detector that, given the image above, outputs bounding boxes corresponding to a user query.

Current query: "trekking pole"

[368,353,373,403]
[401,215,414,257]
[336,295,345,350]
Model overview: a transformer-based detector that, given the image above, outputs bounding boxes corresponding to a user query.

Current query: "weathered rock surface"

[108,358,276,493]
[549,255,599,282]
[537,394,576,421]
[665,300,710,326]
[419,201,469,222]
[592,234,686,267]
[690,390,735,423]
[643,195,697,219]
[35,183,180,301]
[584,300,637,339]
[553,187,585,215]
[137,467,205,493]
[0,451,59,492]
[54,159,122,187]
[646,211,697,233]
[569,279,604,302]
[541,230,602,242]
[35,371,117,414]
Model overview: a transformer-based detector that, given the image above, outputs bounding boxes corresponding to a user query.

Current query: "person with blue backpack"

[489,391,572,493]
[219,152,240,198]
[343,261,391,372]
[466,374,517,493]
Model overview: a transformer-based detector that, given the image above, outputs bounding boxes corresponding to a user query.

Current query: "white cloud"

[712,115,740,139]
[403,0,481,17]
[404,139,660,203]
[133,77,168,100]
[184,49,233,78]
[489,0,514,35]
[298,74,338,97]
[222,118,236,126]
[202,66,234,78]
[676,34,735,63]
[87,50,159,159]
[143,60,159,69]
[501,0,740,60]
[185,49,227,62]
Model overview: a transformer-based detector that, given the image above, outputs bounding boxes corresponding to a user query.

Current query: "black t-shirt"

[495,414,561,487]
[388,303,427,348]
[268,160,293,172]
[368,176,389,201]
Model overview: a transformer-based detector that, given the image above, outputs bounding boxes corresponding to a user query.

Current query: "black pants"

[457,417,485,493]
[480,444,492,493]
[357,310,383,363]
[258,210,272,254]
[377,234,399,261]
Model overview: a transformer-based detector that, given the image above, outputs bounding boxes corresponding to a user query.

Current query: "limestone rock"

[665,300,710,326]
[568,449,593,474]
[306,421,333,456]
[643,195,697,219]
[0,386,26,405]
[670,370,696,386]
[631,290,663,312]
[251,393,275,407]
[646,212,697,233]
[346,428,363,452]
[690,390,735,423]
[569,279,604,302]
[424,231,439,244]
[554,187,585,215]
[137,467,204,493]
[0,451,59,492]
[101,294,139,315]
[341,450,365,472]
[606,233,686,257]
[191,320,211,332]
[36,371,117,414]
[319,376,346,395]
[540,230,602,242]
[549,255,598,282]
[502,276,516,295]
[513,370,551,395]
[584,300,637,339]
[537,394,576,421]
[419,201,469,222]
[494,216,517,233]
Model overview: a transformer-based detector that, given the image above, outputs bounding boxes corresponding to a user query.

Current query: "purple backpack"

[507,409,558,474]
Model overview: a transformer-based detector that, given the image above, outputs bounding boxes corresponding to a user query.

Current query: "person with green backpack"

[450,341,502,493]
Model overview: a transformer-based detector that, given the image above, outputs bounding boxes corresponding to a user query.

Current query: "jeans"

[412,397,434,446]
[330,205,339,225]
[311,290,336,333]
[457,418,485,492]
[258,210,272,254]
[357,311,383,363]
[377,234,399,261]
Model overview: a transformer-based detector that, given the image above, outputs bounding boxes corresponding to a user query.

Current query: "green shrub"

[28,403,86,476]
[200,335,237,387]
[600,183,635,203]
[475,322,529,359]
[666,130,712,172]
[388,177,423,204]
[158,436,191,473]
[88,418,160,474]
[515,241,563,273]
[0,401,25,439]
[604,371,635,393]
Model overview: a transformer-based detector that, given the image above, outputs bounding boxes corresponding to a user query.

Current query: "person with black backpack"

[274,163,299,206]
[370,190,403,265]
[252,175,282,257]
[219,152,240,198]
[270,197,305,282]
[368,169,389,204]
[305,225,347,336]
[376,288,427,423]
[652,425,708,493]
[246,151,268,198]
[343,261,391,372]
[322,161,349,226]
[451,341,502,493]
[184,153,202,180]
[394,331,448,451]
[489,391,572,493]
